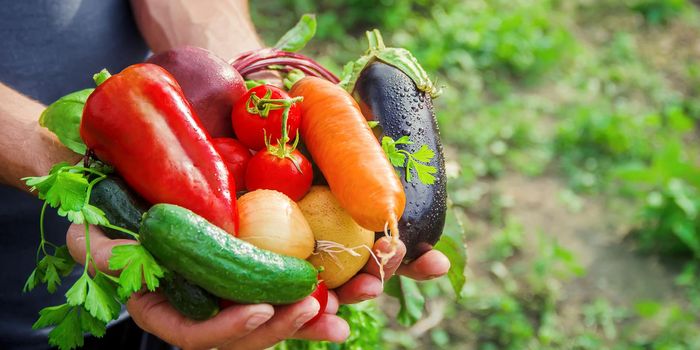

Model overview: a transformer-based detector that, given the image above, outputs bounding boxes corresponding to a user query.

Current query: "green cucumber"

[161,273,220,320]
[90,176,220,319]
[140,204,318,304]
[89,176,149,240]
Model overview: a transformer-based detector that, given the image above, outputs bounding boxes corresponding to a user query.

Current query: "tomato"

[211,138,252,190]
[305,279,328,326]
[231,85,301,151]
[245,144,313,201]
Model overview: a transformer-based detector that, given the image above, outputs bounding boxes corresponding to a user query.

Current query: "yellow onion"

[237,189,314,259]
[298,186,376,289]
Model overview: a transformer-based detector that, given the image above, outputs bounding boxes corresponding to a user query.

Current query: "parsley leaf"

[33,304,86,350]
[45,172,88,211]
[79,308,107,338]
[33,303,72,329]
[412,144,435,163]
[413,161,437,185]
[24,246,76,293]
[381,136,437,185]
[367,120,380,128]
[81,204,109,226]
[109,244,165,299]
[65,274,89,306]
[381,136,407,167]
[48,307,84,350]
[84,275,121,322]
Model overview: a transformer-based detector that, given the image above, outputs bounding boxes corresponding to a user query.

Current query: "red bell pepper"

[80,63,239,235]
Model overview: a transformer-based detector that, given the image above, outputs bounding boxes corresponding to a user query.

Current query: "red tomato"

[211,138,252,190]
[305,280,328,326]
[231,85,301,151]
[245,145,313,201]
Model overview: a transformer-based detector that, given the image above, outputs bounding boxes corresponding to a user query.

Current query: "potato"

[298,186,375,289]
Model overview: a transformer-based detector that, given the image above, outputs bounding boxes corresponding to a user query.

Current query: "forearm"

[0,83,80,190]
[131,0,264,60]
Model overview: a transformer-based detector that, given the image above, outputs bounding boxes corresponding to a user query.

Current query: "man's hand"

[333,236,451,304]
[66,224,350,349]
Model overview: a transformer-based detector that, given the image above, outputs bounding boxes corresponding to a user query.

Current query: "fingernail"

[245,312,273,331]
[294,300,320,328]
[359,294,376,301]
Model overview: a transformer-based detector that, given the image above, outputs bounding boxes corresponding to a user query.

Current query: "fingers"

[293,314,350,343]
[224,296,320,350]
[334,273,383,304]
[127,291,274,350]
[66,224,135,275]
[326,291,339,314]
[362,236,406,280]
[332,237,406,304]
[396,249,451,280]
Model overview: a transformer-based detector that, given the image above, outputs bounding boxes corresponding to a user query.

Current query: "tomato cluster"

[215,84,313,201]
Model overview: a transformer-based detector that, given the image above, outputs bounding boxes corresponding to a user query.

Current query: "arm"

[131,0,263,59]
[0,83,81,189]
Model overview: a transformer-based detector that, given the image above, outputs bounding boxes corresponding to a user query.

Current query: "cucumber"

[161,273,219,320]
[89,176,149,240]
[140,204,318,304]
[89,176,220,319]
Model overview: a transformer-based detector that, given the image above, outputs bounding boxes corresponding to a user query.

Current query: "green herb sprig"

[382,136,437,185]
[22,162,164,350]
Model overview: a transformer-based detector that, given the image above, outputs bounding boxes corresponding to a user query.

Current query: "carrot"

[289,77,406,269]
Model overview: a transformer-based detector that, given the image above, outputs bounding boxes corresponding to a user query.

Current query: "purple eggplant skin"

[355,62,447,262]
[146,46,246,138]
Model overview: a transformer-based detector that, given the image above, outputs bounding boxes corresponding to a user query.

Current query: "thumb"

[66,224,136,275]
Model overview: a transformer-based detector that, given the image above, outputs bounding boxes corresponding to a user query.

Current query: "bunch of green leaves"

[22,162,165,350]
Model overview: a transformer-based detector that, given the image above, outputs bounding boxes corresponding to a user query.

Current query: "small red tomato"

[305,280,328,327]
[245,144,313,201]
[211,138,252,190]
[232,85,301,151]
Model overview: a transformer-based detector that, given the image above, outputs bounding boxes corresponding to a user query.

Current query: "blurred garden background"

[252,0,700,348]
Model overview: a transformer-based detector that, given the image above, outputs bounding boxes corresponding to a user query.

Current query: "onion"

[237,189,315,259]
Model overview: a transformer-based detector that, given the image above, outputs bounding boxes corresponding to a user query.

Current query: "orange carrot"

[290,77,405,256]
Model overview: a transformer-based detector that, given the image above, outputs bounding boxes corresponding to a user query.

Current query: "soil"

[494,173,685,306]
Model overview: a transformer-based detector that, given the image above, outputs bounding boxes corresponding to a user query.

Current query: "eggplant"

[355,61,447,262]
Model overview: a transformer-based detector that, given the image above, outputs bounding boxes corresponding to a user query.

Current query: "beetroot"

[147,46,246,137]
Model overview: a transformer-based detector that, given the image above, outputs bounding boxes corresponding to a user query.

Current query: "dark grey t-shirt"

[0,0,148,348]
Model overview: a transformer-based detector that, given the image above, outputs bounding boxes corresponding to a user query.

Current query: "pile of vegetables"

[22,14,454,350]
